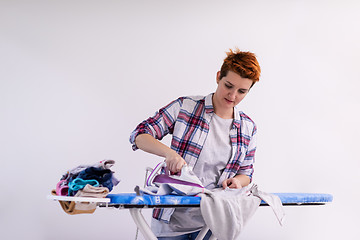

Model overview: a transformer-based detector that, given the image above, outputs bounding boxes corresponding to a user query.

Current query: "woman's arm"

[135,133,186,173]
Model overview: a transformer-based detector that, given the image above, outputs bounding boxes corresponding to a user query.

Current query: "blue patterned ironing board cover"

[106,192,333,208]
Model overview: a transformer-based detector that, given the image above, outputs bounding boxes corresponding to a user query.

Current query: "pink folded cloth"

[56,180,69,196]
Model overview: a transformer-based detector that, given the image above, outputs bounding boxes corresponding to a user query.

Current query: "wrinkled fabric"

[199,187,260,240]
[199,185,284,240]
[251,186,285,226]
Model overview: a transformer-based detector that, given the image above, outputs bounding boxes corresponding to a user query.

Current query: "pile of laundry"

[51,159,120,215]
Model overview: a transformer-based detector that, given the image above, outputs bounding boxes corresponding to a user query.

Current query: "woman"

[130,48,261,239]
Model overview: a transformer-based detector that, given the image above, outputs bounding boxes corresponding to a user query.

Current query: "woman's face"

[213,71,253,117]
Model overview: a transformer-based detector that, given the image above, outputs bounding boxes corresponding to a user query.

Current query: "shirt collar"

[233,109,241,129]
[204,93,215,114]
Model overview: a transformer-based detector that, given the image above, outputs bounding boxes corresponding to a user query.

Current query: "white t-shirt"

[152,114,233,237]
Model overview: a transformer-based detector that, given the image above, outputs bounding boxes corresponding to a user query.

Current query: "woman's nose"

[228,90,236,99]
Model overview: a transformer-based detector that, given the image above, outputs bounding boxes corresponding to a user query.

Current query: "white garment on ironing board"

[199,185,285,240]
[152,114,233,237]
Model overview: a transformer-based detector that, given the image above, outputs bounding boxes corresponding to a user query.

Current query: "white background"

[1,1,359,239]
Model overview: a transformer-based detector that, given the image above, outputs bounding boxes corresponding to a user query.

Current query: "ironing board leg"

[195,226,210,240]
[209,235,216,240]
[129,209,157,240]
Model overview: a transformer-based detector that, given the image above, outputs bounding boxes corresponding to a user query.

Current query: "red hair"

[220,48,261,86]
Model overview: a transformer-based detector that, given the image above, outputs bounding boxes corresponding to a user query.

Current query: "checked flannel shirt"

[129,93,257,221]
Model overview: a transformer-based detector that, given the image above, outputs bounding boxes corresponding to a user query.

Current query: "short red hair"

[220,48,261,87]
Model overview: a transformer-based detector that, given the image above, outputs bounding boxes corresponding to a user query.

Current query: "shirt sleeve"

[129,98,183,151]
[237,124,257,180]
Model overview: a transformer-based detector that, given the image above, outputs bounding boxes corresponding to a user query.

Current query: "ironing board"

[48,192,333,240]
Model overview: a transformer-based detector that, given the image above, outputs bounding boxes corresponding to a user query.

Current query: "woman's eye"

[238,90,246,94]
[225,84,232,89]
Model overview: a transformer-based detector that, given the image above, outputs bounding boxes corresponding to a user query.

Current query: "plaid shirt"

[130,93,257,223]
[130,93,257,184]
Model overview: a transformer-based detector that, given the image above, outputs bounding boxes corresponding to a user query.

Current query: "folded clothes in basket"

[51,184,109,215]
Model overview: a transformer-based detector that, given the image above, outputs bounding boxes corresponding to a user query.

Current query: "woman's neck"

[212,94,234,119]
[214,109,233,119]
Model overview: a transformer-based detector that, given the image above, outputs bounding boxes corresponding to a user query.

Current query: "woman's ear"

[216,71,221,84]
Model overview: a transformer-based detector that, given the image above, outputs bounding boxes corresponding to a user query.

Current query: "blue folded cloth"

[68,178,99,195]
[77,167,114,192]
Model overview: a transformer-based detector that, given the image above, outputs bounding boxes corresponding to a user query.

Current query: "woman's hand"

[222,174,250,189]
[222,177,243,189]
[165,150,186,173]
[135,134,186,173]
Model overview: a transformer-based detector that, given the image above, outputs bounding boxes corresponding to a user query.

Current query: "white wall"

[1,0,359,239]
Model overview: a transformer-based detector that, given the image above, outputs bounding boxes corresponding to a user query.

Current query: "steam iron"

[147,162,204,188]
